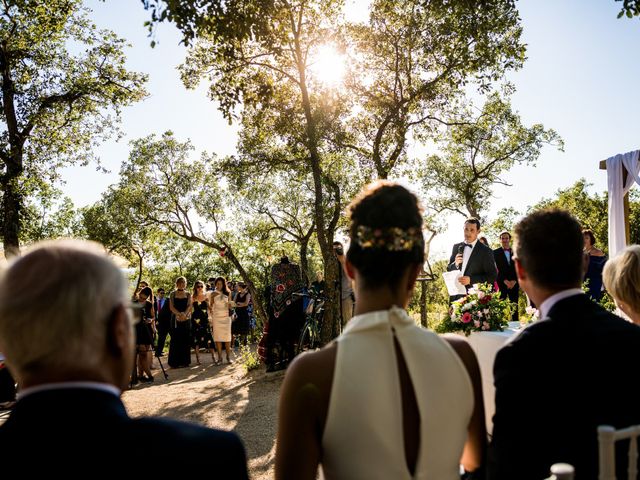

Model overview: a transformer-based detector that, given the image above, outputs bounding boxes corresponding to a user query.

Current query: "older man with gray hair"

[0,240,249,477]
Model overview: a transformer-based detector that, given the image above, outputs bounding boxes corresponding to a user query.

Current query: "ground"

[123,352,284,480]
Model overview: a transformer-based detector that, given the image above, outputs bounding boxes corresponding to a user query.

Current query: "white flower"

[477,311,484,318]
[483,309,490,315]
[477,291,485,300]
[474,320,480,328]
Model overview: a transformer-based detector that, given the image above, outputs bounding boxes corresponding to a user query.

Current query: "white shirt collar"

[467,239,478,248]
[18,381,121,400]
[539,288,584,319]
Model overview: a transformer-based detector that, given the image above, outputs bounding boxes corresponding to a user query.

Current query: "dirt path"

[122,352,284,480]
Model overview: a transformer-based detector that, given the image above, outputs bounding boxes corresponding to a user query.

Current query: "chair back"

[598,424,640,480]
[549,463,575,480]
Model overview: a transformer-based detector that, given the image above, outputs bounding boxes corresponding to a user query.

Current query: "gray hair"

[0,240,130,378]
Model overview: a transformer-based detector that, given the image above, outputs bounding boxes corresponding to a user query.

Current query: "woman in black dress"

[232,282,252,347]
[134,286,155,382]
[191,280,215,364]
[168,277,193,368]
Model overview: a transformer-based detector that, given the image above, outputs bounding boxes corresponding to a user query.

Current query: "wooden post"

[600,160,631,244]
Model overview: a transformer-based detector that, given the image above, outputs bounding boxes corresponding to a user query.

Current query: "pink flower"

[276,284,285,293]
[482,321,489,330]
[474,320,480,328]
[461,312,472,324]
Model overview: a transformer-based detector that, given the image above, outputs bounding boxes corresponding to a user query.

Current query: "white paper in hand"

[443,270,467,296]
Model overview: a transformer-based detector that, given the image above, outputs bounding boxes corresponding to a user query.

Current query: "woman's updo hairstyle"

[346,181,424,289]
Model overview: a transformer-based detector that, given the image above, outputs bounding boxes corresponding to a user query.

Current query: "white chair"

[598,424,640,480]
[549,463,575,480]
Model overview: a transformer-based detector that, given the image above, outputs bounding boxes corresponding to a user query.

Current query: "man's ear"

[515,259,527,283]
[345,257,356,281]
[106,304,131,357]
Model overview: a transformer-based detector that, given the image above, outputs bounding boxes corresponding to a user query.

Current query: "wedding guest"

[447,218,498,301]
[583,229,607,301]
[168,277,192,368]
[478,236,490,247]
[333,241,355,326]
[191,281,214,364]
[603,245,640,324]
[232,283,251,348]
[133,286,155,383]
[276,181,486,479]
[493,231,519,321]
[0,240,249,476]
[154,288,171,358]
[209,277,235,365]
[488,210,640,480]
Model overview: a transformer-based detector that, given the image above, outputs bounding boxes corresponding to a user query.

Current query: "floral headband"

[354,225,424,252]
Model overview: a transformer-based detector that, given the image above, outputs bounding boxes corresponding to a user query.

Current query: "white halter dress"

[321,307,473,479]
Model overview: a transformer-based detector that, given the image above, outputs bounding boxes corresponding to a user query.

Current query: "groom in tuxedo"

[447,218,498,300]
[493,231,519,321]
[0,240,249,477]
[488,210,640,480]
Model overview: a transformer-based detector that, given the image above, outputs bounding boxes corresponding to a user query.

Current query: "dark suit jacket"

[447,241,498,287]
[488,294,640,480]
[0,388,249,477]
[155,296,172,325]
[493,247,518,296]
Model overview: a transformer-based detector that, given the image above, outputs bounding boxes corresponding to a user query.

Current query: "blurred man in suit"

[0,240,249,477]
[154,287,172,358]
[493,231,519,321]
[447,218,498,301]
[488,210,640,480]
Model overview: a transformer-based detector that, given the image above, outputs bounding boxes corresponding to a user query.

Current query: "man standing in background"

[493,231,519,321]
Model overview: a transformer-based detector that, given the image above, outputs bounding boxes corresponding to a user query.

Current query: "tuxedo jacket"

[447,241,498,287]
[0,388,249,478]
[493,247,518,292]
[155,296,172,325]
[488,294,640,480]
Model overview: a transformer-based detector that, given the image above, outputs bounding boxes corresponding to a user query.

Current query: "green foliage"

[531,179,610,253]
[0,0,147,254]
[239,344,261,373]
[21,185,82,242]
[615,0,640,18]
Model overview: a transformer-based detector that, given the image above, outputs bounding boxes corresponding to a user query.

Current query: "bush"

[239,344,261,373]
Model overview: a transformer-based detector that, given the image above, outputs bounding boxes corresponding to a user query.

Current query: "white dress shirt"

[462,239,478,275]
[538,288,584,319]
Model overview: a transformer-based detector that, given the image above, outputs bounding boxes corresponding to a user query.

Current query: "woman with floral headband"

[275,181,486,479]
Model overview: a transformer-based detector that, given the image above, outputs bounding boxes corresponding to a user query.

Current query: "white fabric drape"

[606,150,640,257]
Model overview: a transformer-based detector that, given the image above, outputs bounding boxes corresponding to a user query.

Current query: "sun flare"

[309,44,347,87]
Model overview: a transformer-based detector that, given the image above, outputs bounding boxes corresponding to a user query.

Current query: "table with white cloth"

[462,322,522,435]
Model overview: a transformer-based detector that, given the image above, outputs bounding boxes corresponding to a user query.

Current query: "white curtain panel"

[607,150,640,257]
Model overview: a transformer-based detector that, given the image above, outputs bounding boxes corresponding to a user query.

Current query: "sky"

[60,0,640,260]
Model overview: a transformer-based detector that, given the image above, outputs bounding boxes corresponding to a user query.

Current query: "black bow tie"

[464,243,472,248]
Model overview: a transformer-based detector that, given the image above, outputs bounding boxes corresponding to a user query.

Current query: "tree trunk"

[133,249,143,299]
[299,239,309,286]
[2,160,22,258]
[420,280,428,328]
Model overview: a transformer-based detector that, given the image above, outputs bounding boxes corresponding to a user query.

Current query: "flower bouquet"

[437,283,513,336]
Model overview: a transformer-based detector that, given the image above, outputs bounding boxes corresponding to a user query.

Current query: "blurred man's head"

[464,218,481,244]
[513,209,583,296]
[0,240,134,391]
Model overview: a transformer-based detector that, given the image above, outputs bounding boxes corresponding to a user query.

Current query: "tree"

[0,0,147,257]
[82,186,162,293]
[232,170,317,284]
[21,185,81,243]
[337,0,527,180]
[419,89,562,220]
[175,0,533,341]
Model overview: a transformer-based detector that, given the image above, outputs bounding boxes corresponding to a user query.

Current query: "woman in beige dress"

[275,181,486,479]
[208,277,235,365]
